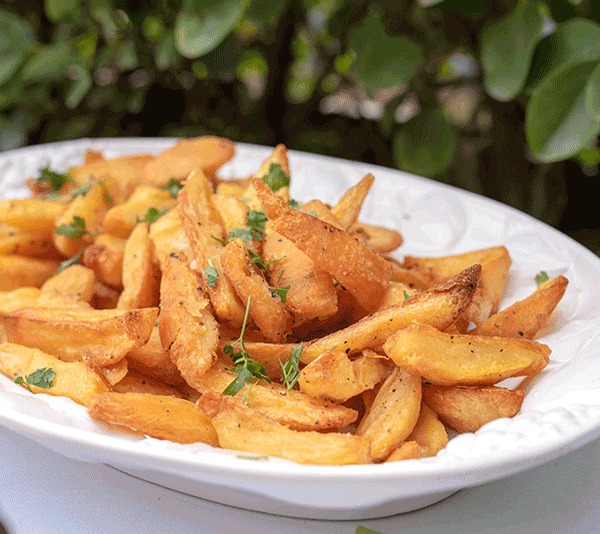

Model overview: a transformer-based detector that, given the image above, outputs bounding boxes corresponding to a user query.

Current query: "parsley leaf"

[535,271,550,286]
[56,249,83,274]
[247,249,283,275]
[136,207,168,224]
[204,258,219,288]
[162,178,183,198]
[223,297,271,396]
[403,290,410,302]
[246,209,268,237]
[15,367,56,393]
[228,227,255,243]
[270,284,291,303]
[55,216,89,240]
[262,163,290,192]
[99,181,113,204]
[280,343,303,390]
[355,527,385,534]
[36,165,73,192]
[287,199,302,210]
[70,181,92,199]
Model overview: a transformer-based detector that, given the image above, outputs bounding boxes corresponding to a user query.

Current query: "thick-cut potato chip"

[385,441,421,462]
[298,349,390,403]
[197,392,371,465]
[423,384,525,433]
[0,198,66,233]
[383,323,550,386]
[0,343,107,404]
[192,361,358,431]
[81,233,125,289]
[255,178,392,311]
[143,137,235,186]
[348,222,403,254]
[220,238,292,343]
[117,223,160,310]
[158,252,219,389]
[377,281,416,311]
[470,275,568,339]
[403,402,448,458]
[0,255,60,291]
[301,265,480,363]
[88,392,218,445]
[3,306,157,366]
[0,223,59,258]
[331,173,374,229]
[40,264,96,304]
[356,366,422,462]
[148,208,193,269]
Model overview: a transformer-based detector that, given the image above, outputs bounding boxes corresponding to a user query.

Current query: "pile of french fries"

[0,137,569,465]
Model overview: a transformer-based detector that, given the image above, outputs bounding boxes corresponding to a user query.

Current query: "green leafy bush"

[0,0,598,253]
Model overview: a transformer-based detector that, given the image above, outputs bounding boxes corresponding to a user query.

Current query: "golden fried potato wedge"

[143,137,235,186]
[117,223,160,310]
[148,208,193,269]
[356,366,422,462]
[88,392,218,445]
[112,368,191,399]
[3,307,157,366]
[377,281,416,311]
[0,343,107,404]
[40,264,96,304]
[81,233,125,289]
[470,275,568,339]
[158,252,219,389]
[405,402,448,457]
[423,384,525,433]
[220,238,292,343]
[403,246,512,323]
[298,350,390,403]
[0,198,66,233]
[255,178,392,311]
[301,265,480,363]
[215,177,252,199]
[0,287,42,315]
[197,392,371,465]
[331,173,374,229]
[383,323,550,386]
[0,223,59,257]
[102,185,177,239]
[300,200,344,228]
[193,361,358,431]
[349,222,403,254]
[385,441,421,462]
[0,255,60,291]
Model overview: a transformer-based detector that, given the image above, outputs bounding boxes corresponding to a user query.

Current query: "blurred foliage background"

[0,0,599,255]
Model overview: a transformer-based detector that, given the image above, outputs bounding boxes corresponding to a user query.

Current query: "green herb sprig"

[280,343,303,390]
[535,270,550,286]
[162,178,183,198]
[36,165,74,192]
[15,367,56,392]
[204,258,219,288]
[55,216,90,240]
[262,163,290,192]
[136,207,168,224]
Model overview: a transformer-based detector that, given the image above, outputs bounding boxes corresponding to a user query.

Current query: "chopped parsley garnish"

[287,199,302,210]
[223,297,271,396]
[36,165,74,192]
[70,181,91,199]
[535,271,550,286]
[204,259,219,288]
[247,249,283,275]
[270,284,291,302]
[280,343,303,390]
[99,181,113,204]
[56,249,83,274]
[355,527,384,534]
[403,290,410,302]
[162,178,183,198]
[262,163,290,192]
[55,216,90,240]
[246,209,268,237]
[136,207,168,224]
[14,367,56,392]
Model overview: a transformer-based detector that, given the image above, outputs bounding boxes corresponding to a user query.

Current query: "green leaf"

[174,0,250,59]
[45,0,79,22]
[535,270,549,286]
[204,258,219,288]
[55,215,89,240]
[585,62,600,121]
[21,42,74,84]
[270,284,290,303]
[15,367,56,392]
[136,207,168,224]
[526,60,600,162]
[36,165,74,191]
[481,0,550,101]
[162,178,184,198]
[66,66,92,109]
[526,18,600,94]
[279,343,302,390]
[262,163,289,192]
[155,31,179,71]
[0,9,34,86]
[349,11,424,92]
[393,109,456,178]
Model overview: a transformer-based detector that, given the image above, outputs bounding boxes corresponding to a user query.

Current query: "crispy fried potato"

[92,281,121,309]
[0,223,59,258]
[88,392,218,445]
[0,255,60,291]
[193,361,358,431]
[158,252,219,389]
[117,222,160,309]
[383,323,550,386]
[98,357,129,385]
[349,222,403,254]
[377,281,416,311]
[148,208,193,269]
[403,246,512,323]
[112,368,191,399]
[331,173,374,229]
[0,343,107,404]
[143,137,235,186]
[300,200,344,228]
[385,441,421,462]
[215,177,252,199]
[84,149,104,164]
[197,392,371,465]
[298,350,391,403]
[423,384,525,433]
[470,275,568,339]
[241,144,291,210]
[102,185,177,239]
[40,264,96,304]
[255,178,392,311]
[81,233,125,289]
[220,238,292,343]
[301,265,480,363]
[3,307,158,366]
[0,198,66,233]
[356,366,422,462]
[403,402,448,458]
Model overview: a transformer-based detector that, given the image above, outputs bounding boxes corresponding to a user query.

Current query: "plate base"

[109,464,457,520]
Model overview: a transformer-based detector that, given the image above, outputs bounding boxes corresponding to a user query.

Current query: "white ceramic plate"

[1,139,600,521]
